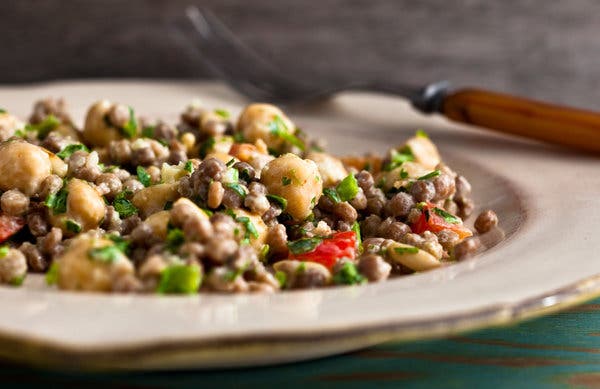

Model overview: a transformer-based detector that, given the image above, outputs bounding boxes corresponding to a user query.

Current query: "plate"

[0,80,598,371]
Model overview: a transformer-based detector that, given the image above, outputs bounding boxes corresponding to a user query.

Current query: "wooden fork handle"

[441,88,600,153]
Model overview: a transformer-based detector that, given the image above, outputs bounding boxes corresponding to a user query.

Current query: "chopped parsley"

[236,216,259,239]
[333,262,366,285]
[266,194,287,210]
[88,245,122,263]
[137,166,151,187]
[351,221,362,251]
[433,207,461,224]
[287,237,322,255]
[44,187,68,215]
[0,246,9,258]
[336,173,359,202]
[275,271,287,288]
[25,114,60,139]
[107,234,130,254]
[417,170,441,180]
[157,264,202,294]
[184,160,194,173]
[65,219,81,233]
[400,168,409,179]
[166,227,185,252]
[199,137,216,158]
[384,146,414,171]
[323,187,341,203]
[45,262,59,285]
[394,246,419,255]
[56,143,89,159]
[282,176,292,186]
[113,192,138,218]
[120,107,138,138]
[225,183,247,198]
[268,115,305,151]
[141,125,155,138]
[214,108,230,119]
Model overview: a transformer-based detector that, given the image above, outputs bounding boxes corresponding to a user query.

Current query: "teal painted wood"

[1,300,599,388]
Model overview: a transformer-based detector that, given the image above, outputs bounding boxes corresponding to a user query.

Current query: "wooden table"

[2,297,598,388]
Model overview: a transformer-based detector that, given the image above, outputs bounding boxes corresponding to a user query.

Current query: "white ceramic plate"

[0,80,598,371]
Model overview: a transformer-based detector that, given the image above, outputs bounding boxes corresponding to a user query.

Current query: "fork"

[181,6,600,153]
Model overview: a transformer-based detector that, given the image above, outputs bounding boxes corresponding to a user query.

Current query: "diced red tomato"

[290,231,357,269]
[411,203,472,240]
[0,214,25,243]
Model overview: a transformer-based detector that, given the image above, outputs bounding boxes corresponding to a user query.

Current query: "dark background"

[4,0,600,109]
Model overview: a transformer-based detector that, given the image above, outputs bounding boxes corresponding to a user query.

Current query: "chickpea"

[237,104,295,150]
[131,183,179,218]
[404,135,441,170]
[0,140,52,196]
[83,100,134,148]
[56,233,134,292]
[50,178,106,234]
[260,153,322,221]
[306,151,347,187]
[169,197,209,228]
[144,210,171,240]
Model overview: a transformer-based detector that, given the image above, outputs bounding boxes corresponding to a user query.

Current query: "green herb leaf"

[259,244,270,262]
[226,158,236,168]
[223,167,239,184]
[10,275,25,286]
[184,160,194,173]
[44,187,68,215]
[120,107,137,138]
[333,262,366,285]
[214,108,230,119]
[268,115,305,151]
[323,187,341,203]
[399,168,409,179]
[384,146,415,171]
[137,166,151,187]
[266,194,287,210]
[141,125,155,138]
[287,237,323,255]
[275,270,287,288]
[393,246,419,255]
[233,131,245,143]
[336,173,359,202]
[282,176,292,186]
[225,183,247,198]
[433,207,461,224]
[0,246,9,258]
[351,221,362,251]
[65,219,81,233]
[417,170,441,180]
[166,227,185,252]
[56,143,89,159]
[113,194,138,218]
[25,114,60,139]
[236,216,259,239]
[107,234,130,254]
[45,262,59,285]
[0,108,6,114]
[199,137,216,158]
[157,264,202,294]
[88,245,122,263]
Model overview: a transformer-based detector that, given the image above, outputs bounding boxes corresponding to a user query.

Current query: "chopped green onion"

[417,170,441,180]
[275,271,287,288]
[351,221,362,251]
[433,207,461,224]
[336,173,359,202]
[282,176,292,186]
[333,262,366,285]
[394,246,419,255]
[45,262,59,285]
[225,183,247,198]
[120,107,137,138]
[266,194,287,210]
[223,167,239,184]
[88,245,121,263]
[0,246,9,258]
[259,244,270,262]
[137,166,151,187]
[268,115,305,151]
[236,216,259,239]
[65,219,81,233]
[214,108,230,119]
[56,143,89,159]
[287,237,322,255]
[226,158,236,168]
[323,187,341,203]
[157,264,202,294]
